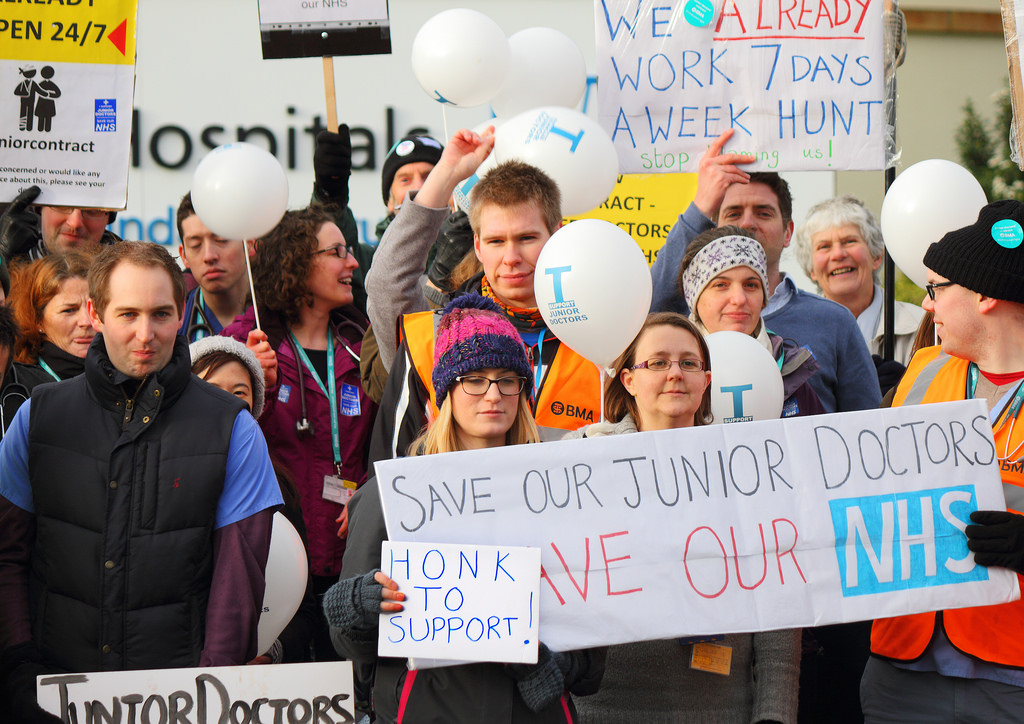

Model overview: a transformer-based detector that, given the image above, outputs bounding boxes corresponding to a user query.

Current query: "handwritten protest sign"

[1001,0,1024,169]
[378,541,541,664]
[0,0,137,208]
[376,400,1020,651]
[258,0,391,59]
[594,0,887,173]
[37,662,355,723]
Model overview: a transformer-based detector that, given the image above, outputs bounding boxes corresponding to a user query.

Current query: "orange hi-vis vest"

[871,346,1024,668]
[399,310,601,432]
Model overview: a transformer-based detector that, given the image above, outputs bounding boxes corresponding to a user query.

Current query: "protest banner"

[375,400,1020,651]
[0,0,137,208]
[37,662,355,723]
[568,172,699,265]
[1001,0,1024,169]
[594,0,888,173]
[257,0,391,60]
[378,541,541,665]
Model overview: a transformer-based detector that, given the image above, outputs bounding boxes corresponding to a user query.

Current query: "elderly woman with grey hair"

[793,195,923,366]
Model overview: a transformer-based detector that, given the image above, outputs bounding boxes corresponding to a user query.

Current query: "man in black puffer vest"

[0,242,283,722]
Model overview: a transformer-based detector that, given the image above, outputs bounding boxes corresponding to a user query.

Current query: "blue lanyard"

[967,363,1024,425]
[192,291,209,340]
[289,330,342,469]
[533,329,546,398]
[967,362,1024,462]
[38,358,60,381]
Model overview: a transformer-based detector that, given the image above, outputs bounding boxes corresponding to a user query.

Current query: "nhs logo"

[829,485,988,597]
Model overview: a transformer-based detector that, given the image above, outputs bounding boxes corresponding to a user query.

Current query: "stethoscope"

[288,327,361,439]
[967,362,1024,464]
[0,365,31,437]
[185,291,217,341]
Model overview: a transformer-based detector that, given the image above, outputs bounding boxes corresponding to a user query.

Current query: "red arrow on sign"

[107,19,127,56]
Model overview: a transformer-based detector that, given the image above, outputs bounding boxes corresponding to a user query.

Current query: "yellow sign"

[1,1,137,65]
[568,173,698,266]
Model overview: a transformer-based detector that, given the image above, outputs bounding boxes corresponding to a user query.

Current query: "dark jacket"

[27,335,244,672]
[223,304,378,578]
[333,478,605,724]
[768,332,826,418]
[0,343,85,440]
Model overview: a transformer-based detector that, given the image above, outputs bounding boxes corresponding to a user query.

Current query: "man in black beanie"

[861,199,1024,721]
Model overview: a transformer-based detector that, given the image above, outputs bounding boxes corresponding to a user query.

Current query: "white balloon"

[258,512,308,656]
[191,143,289,241]
[534,219,651,369]
[411,9,509,108]
[495,106,619,216]
[705,331,784,423]
[880,160,987,288]
[491,28,587,118]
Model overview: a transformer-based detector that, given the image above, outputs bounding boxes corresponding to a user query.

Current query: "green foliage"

[956,86,1024,202]
[893,268,923,306]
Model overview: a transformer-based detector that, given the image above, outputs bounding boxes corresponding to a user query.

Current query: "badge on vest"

[278,385,291,404]
[340,383,360,416]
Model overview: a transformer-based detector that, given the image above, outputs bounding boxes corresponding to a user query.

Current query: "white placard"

[378,541,541,665]
[37,662,355,722]
[376,400,1020,651]
[1,0,138,208]
[594,0,887,173]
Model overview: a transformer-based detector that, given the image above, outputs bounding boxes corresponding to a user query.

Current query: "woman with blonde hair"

[326,293,603,723]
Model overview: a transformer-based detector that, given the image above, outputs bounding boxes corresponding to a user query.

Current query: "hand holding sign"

[693,129,754,219]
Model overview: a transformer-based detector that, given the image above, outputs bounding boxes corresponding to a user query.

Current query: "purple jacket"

[224,306,378,577]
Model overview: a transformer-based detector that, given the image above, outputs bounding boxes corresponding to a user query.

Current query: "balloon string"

[598,363,607,424]
[442,106,459,213]
[244,240,262,331]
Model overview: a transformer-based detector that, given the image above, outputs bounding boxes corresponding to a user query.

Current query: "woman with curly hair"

[3,253,94,430]
[223,206,378,660]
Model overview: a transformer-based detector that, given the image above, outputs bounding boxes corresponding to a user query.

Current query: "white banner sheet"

[38,662,355,723]
[594,0,887,173]
[376,400,1020,651]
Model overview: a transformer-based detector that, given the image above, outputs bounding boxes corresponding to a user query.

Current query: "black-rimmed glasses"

[313,244,350,260]
[925,281,955,301]
[455,375,526,396]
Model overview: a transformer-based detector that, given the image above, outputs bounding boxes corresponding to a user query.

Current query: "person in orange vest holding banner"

[365,128,601,463]
[861,199,1024,721]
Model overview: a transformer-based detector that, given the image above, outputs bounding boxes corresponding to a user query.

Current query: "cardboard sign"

[257,0,391,59]
[376,400,1020,651]
[0,0,138,208]
[567,172,699,266]
[378,541,541,665]
[37,662,355,723]
[594,0,887,172]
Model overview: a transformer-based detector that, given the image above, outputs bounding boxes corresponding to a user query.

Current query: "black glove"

[321,570,385,631]
[872,354,906,396]
[0,643,63,723]
[506,643,580,713]
[0,185,43,261]
[313,127,352,208]
[966,510,1024,574]
[427,211,475,290]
